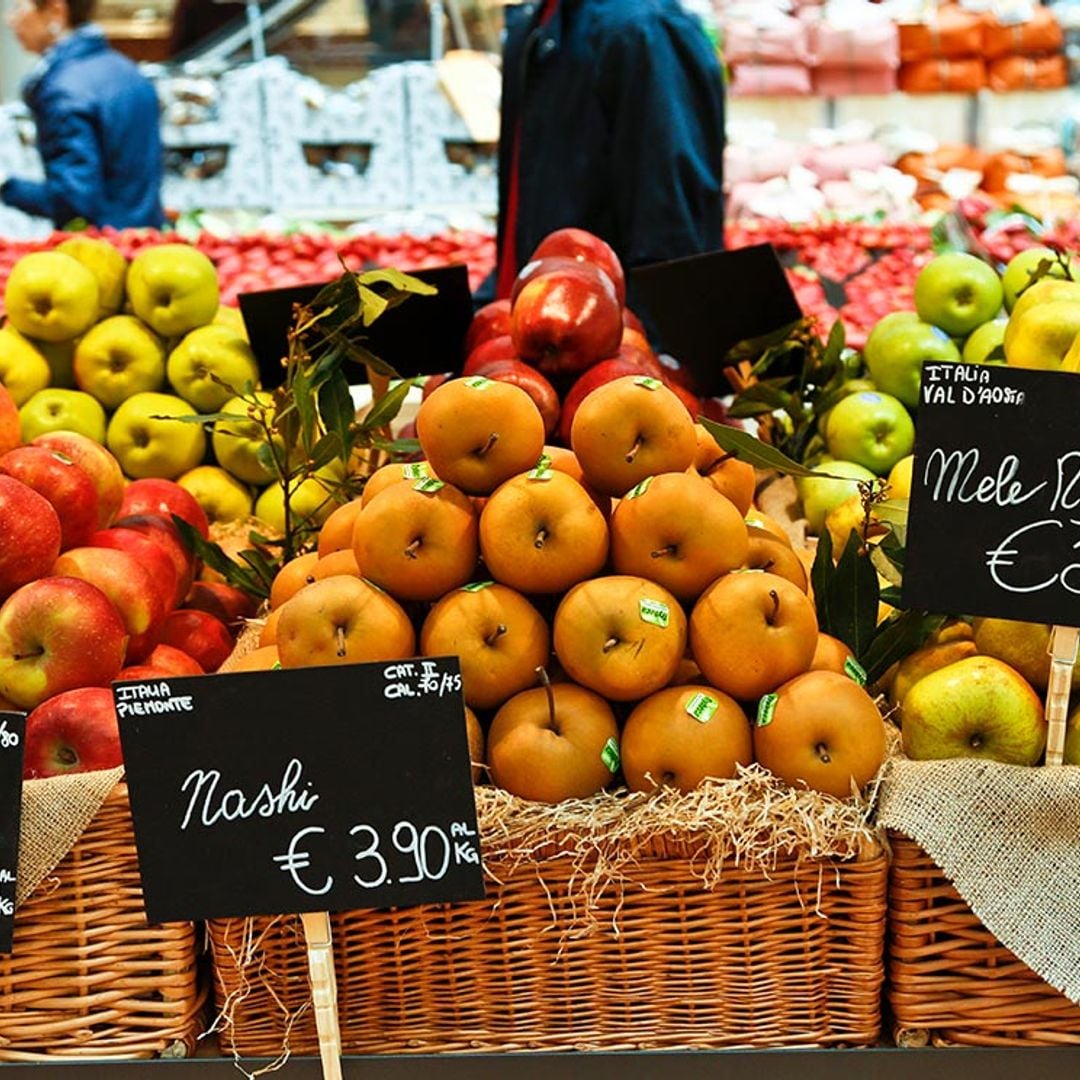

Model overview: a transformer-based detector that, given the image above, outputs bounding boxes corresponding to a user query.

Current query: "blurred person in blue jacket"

[2,0,164,229]
[493,0,725,303]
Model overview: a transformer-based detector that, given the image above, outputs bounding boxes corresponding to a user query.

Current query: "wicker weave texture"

[211,849,887,1056]
[888,832,1080,1047]
[0,785,207,1061]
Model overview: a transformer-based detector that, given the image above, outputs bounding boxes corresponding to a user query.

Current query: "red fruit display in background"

[558,357,665,446]
[509,255,586,306]
[0,384,19,456]
[461,334,518,376]
[0,576,128,710]
[31,430,126,528]
[0,476,62,600]
[463,299,512,357]
[88,526,180,613]
[143,642,205,676]
[112,514,197,605]
[118,477,211,539]
[511,264,623,380]
[22,686,122,778]
[531,227,627,307]
[0,445,99,550]
[184,581,257,629]
[469,359,561,439]
[665,379,702,421]
[159,609,234,673]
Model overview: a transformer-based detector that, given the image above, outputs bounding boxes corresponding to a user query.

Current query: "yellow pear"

[972,617,1080,693]
[55,236,128,320]
[887,455,914,500]
[890,638,979,707]
[0,325,52,405]
[824,492,887,553]
[1004,299,1080,370]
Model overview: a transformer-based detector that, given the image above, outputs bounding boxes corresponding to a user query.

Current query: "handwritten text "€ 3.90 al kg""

[171,664,477,900]
[0,717,18,918]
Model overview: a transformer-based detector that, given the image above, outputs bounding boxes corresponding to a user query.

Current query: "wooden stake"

[300,911,343,1080]
[1044,626,1079,767]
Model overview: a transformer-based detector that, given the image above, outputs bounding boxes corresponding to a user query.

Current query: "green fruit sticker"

[626,476,653,499]
[461,581,495,593]
[464,376,493,390]
[271,661,282,671]
[685,692,718,724]
[844,656,868,686]
[527,455,554,481]
[403,462,430,480]
[413,476,445,494]
[634,376,663,391]
[601,737,621,774]
[756,693,778,728]
[639,598,670,628]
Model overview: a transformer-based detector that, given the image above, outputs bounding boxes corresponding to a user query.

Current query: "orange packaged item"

[896,144,987,182]
[983,148,1068,195]
[898,6,986,62]
[983,7,1064,59]
[987,54,1069,92]
[898,58,986,93]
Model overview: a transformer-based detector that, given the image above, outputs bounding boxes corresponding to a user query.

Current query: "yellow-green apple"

[864,320,961,407]
[0,576,128,709]
[887,454,913,499]
[971,617,1080,693]
[487,680,620,803]
[0,384,19,455]
[118,477,210,539]
[142,641,204,676]
[962,319,1007,364]
[0,445,99,549]
[1005,280,1080,349]
[88,526,180,612]
[211,391,279,485]
[20,388,107,444]
[254,474,339,535]
[862,311,919,370]
[796,460,877,533]
[901,655,1046,765]
[1006,299,1080,371]
[468,358,560,438]
[166,324,259,412]
[0,325,52,405]
[177,464,252,525]
[0,475,61,599]
[106,391,207,479]
[530,227,627,307]
[824,390,915,476]
[753,670,886,798]
[52,546,165,662]
[56,236,128,319]
[126,244,219,338]
[158,608,234,672]
[111,514,197,607]
[31,430,125,527]
[1001,246,1080,312]
[3,251,99,342]
[34,338,77,389]
[914,252,1004,337]
[22,686,122,778]
[73,315,166,409]
[464,299,512,357]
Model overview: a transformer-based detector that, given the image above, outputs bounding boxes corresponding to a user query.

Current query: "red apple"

[464,299,512,357]
[511,264,623,380]
[22,686,122,778]
[52,546,165,663]
[664,378,702,421]
[531,228,627,306]
[558,356,666,445]
[115,664,171,682]
[612,341,664,378]
[461,334,518,376]
[143,642,204,676]
[0,384,19,456]
[622,308,646,334]
[509,255,585,307]
[0,475,62,600]
[655,353,699,394]
[184,581,257,630]
[31,431,125,528]
[89,527,180,613]
[118,477,210,540]
[421,373,452,401]
[0,445,99,550]
[0,576,128,709]
[159,609,233,673]
[470,358,560,438]
[112,514,197,605]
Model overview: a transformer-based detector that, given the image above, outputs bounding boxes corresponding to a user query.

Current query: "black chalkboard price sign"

[904,362,1080,626]
[0,711,26,955]
[116,658,484,925]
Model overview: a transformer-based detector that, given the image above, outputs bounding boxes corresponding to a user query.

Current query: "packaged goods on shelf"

[898,56,987,92]
[987,53,1070,91]
[983,3,1065,58]
[729,63,814,97]
[812,65,898,95]
[897,4,987,62]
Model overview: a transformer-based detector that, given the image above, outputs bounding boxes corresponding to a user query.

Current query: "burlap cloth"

[15,766,125,906]
[877,757,1080,1005]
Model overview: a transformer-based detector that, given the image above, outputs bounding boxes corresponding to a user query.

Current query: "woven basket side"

[887,832,1080,1047]
[0,785,207,1061]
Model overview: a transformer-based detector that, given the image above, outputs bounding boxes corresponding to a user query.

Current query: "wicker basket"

[210,833,888,1056]
[0,784,207,1060]
[887,831,1080,1047]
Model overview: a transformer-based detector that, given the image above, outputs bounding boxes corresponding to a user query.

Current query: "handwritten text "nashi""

[178,758,320,831]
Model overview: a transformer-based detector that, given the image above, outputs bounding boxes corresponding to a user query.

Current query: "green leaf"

[821,319,846,373]
[290,362,317,450]
[862,610,948,685]
[318,370,356,456]
[725,400,783,420]
[726,318,804,365]
[343,339,400,378]
[811,527,835,632]
[359,378,417,432]
[878,527,905,576]
[699,420,865,481]
[356,283,390,326]
[237,545,280,591]
[172,517,269,601]
[870,543,903,588]
[817,531,879,659]
[875,498,909,544]
[308,432,344,472]
[879,585,904,608]
[357,267,438,297]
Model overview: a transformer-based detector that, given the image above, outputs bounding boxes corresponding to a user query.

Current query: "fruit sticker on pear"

[600,737,621,774]
[684,692,719,724]
[639,597,670,628]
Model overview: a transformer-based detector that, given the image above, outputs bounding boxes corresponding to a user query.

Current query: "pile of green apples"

[0,237,304,532]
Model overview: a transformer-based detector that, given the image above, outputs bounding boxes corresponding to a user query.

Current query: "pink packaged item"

[730,63,814,96]
[812,65,898,95]
[725,141,805,185]
[803,142,890,182]
[810,19,899,69]
[820,180,891,215]
[724,15,814,65]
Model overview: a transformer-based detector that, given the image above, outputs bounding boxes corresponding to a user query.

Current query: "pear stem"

[815,742,831,765]
[625,435,643,464]
[767,589,780,625]
[602,636,620,653]
[403,538,421,560]
[535,666,557,730]
[534,527,548,550]
[651,544,676,559]
[484,624,508,647]
[336,626,347,658]
[477,432,499,457]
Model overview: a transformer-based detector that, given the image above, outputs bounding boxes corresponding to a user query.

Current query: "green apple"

[126,244,220,338]
[1004,299,1080,371]
[20,388,107,443]
[865,319,961,407]
[817,377,876,444]
[914,252,1004,338]
[961,319,1007,365]
[167,324,259,412]
[177,464,252,525]
[901,655,1046,765]
[3,251,99,343]
[825,390,915,476]
[1001,246,1080,313]
[254,474,340,535]
[797,459,877,533]
[862,311,919,370]
[55,236,128,320]
[0,325,52,405]
[106,391,207,479]
[211,391,281,485]
[73,315,166,409]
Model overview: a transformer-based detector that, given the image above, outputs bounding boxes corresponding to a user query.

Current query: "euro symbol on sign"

[272,826,333,896]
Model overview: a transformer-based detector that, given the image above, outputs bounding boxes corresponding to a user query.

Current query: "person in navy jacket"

[2,0,164,229]
[492,0,725,304]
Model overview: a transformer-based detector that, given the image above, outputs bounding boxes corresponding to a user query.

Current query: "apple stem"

[485,624,508,646]
[535,665,557,730]
[403,538,422,559]
[767,589,780,625]
[477,432,499,458]
[815,742,831,765]
[625,435,643,464]
[602,636,620,653]
[534,527,548,549]
[336,626,347,658]
[650,545,676,559]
